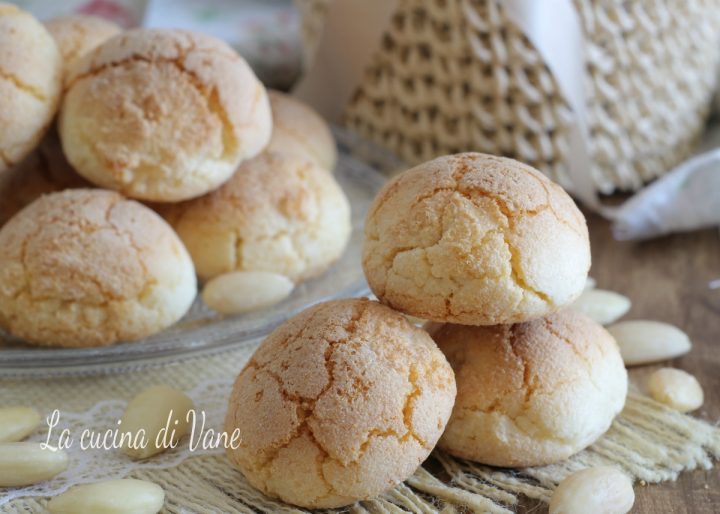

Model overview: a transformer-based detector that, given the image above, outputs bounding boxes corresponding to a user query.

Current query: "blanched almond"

[48,479,165,514]
[0,442,68,486]
[549,466,634,514]
[607,320,691,366]
[120,385,194,459]
[202,271,294,315]
[648,368,703,412]
[572,289,631,325]
[0,406,41,442]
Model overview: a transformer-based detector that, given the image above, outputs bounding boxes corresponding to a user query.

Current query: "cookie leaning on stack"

[225,298,456,508]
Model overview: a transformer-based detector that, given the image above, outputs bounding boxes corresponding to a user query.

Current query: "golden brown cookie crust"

[0,3,62,173]
[266,90,337,171]
[0,189,196,347]
[225,298,456,508]
[161,151,351,282]
[44,14,122,79]
[431,309,627,467]
[363,152,591,325]
[59,28,272,202]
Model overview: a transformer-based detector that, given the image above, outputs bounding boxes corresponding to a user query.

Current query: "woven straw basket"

[296,0,720,194]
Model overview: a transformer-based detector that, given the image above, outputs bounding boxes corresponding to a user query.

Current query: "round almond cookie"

[0,189,196,347]
[265,90,337,171]
[363,152,591,325]
[429,309,627,467]
[59,28,272,202]
[0,4,62,173]
[161,151,351,282]
[44,14,121,79]
[225,298,456,508]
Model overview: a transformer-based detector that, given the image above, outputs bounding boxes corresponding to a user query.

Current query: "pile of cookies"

[364,153,628,467]
[224,152,629,508]
[0,5,350,348]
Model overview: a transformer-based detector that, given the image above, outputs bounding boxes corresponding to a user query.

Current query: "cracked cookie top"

[159,151,351,282]
[45,14,121,80]
[429,309,627,467]
[0,189,197,347]
[0,3,62,173]
[265,90,337,172]
[224,298,456,509]
[363,152,591,325]
[58,28,272,202]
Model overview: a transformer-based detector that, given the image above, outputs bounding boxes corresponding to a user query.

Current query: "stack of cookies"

[363,152,628,467]
[0,5,350,348]
[223,152,628,509]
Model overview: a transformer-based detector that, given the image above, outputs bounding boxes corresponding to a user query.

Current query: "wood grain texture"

[517,214,720,513]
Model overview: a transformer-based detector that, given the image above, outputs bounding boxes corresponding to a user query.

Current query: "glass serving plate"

[0,130,395,377]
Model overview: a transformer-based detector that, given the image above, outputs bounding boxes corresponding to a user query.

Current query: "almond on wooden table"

[606,320,691,366]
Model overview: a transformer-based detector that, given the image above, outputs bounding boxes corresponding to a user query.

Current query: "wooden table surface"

[518,214,720,513]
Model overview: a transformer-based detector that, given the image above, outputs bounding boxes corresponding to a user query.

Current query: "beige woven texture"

[2,343,719,513]
[297,0,720,194]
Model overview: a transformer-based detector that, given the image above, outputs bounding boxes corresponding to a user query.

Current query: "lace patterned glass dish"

[0,130,395,377]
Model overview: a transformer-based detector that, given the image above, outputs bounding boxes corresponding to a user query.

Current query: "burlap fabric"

[2,342,719,513]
